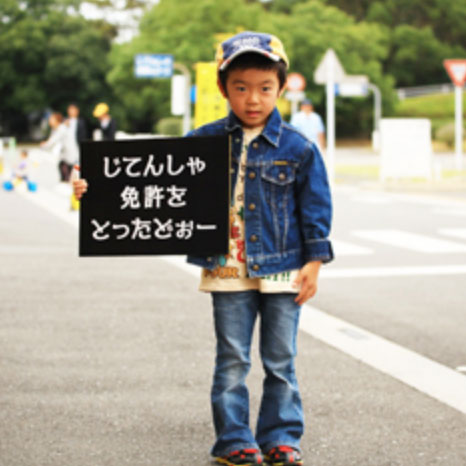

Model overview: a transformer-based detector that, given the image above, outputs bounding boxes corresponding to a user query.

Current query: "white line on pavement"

[352,229,466,253]
[299,306,466,415]
[439,228,466,241]
[320,264,466,278]
[15,186,466,415]
[161,256,466,415]
[331,239,373,256]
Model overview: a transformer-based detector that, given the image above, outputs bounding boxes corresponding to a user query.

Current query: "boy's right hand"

[73,179,88,200]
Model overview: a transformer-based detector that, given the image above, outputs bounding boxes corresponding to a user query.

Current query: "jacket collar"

[224,107,282,148]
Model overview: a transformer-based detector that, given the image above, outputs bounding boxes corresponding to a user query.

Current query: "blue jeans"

[210,291,303,457]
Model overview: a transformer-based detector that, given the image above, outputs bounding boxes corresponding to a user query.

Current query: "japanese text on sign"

[79,136,230,256]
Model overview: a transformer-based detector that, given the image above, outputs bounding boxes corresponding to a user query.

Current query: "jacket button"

[279,172,286,181]
[250,234,258,242]
[248,203,256,211]
[235,137,241,143]
[252,264,260,271]
[252,142,259,149]
[248,171,256,180]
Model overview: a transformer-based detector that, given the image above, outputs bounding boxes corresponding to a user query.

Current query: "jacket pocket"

[260,162,297,251]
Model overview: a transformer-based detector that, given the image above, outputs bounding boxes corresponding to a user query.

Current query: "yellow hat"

[93,102,109,118]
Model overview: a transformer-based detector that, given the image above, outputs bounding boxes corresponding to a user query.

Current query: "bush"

[155,117,183,136]
[435,122,466,147]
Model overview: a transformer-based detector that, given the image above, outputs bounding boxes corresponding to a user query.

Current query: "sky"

[79,1,159,43]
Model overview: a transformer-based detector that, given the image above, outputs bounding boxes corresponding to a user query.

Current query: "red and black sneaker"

[215,448,265,466]
[265,445,303,466]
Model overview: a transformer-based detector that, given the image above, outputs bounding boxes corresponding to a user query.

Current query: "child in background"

[3,149,37,192]
[74,31,333,466]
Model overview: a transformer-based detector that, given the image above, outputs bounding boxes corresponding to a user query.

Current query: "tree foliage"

[1,0,464,138]
[0,0,115,137]
[108,0,395,135]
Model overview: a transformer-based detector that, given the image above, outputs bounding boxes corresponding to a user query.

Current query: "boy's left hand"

[293,261,322,305]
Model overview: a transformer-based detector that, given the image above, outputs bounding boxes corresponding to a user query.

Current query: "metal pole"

[368,83,382,151]
[174,63,191,135]
[454,85,463,170]
[326,55,335,182]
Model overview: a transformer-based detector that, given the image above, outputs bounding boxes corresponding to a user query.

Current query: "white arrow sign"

[314,49,346,84]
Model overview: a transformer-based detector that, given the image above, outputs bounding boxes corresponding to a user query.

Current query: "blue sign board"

[134,54,174,78]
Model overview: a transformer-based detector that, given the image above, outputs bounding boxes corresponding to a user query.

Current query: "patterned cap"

[216,31,289,71]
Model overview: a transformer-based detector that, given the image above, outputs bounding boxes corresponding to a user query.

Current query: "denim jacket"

[186,108,333,278]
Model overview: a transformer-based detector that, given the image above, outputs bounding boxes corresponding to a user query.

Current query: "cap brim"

[219,47,281,71]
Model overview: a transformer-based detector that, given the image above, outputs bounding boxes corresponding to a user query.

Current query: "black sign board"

[79,135,230,256]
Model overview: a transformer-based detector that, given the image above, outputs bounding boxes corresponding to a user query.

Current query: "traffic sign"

[286,73,306,91]
[335,75,369,97]
[314,49,346,84]
[443,59,466,87]
[134,54,174,78]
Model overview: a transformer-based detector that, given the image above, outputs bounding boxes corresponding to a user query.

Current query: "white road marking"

[320,264,466,278]
[439,228,466,241]
[299,306,466,415]
[433,207,466,217]
[13,186,466,415]
[350,194,393,205]
[160,255,466,415]
[352,229,466,253]
[331,239,373,256]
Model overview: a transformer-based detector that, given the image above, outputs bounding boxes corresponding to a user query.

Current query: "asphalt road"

[1,148,465,466]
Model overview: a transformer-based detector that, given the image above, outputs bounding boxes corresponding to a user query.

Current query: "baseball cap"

[93,102,109,118]
[302,98,313,106]
[216,31,289,71]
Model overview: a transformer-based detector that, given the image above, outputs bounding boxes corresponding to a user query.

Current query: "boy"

[74,31,333,466]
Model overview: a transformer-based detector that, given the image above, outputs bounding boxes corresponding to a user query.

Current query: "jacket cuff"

[303,239,334,264]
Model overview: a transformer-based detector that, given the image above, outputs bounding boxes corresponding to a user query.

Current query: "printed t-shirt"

[199,126,299,293]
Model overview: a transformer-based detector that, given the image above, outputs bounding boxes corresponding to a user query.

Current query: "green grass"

[395,92,466,118]
[394,92,466,137]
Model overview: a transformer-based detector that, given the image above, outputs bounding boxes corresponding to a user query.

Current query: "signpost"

[314,49,346,182]
[134,54,191,135]
[79,136,230,256]
[443,59,466,169]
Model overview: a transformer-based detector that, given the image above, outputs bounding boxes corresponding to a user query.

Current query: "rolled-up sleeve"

[295,142,334,264]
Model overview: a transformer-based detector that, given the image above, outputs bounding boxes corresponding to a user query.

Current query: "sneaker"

[265,445,303,465]
[215,448,265,465]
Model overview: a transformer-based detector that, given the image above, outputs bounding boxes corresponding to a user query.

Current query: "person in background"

[92,102,117,141]
[290,98,326,150]
[67,103,88,144]
[40,112,75,183]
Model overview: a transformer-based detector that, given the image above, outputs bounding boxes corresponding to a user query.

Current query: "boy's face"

[218,68,283,129]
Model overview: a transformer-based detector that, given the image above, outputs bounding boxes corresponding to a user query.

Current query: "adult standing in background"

[290,99,326,150]
[93,102,117,141]
[40,112,75,183]
[67,103,88,144]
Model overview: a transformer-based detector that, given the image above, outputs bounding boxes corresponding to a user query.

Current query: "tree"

[0,0,115,138]
[257,1,395,136]
[107,0,263,132]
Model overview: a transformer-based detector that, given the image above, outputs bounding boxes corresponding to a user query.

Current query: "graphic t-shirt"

[199,126,299,293]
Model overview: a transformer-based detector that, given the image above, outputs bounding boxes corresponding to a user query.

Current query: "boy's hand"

[73,179,88,200]
[293,260,322,305]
